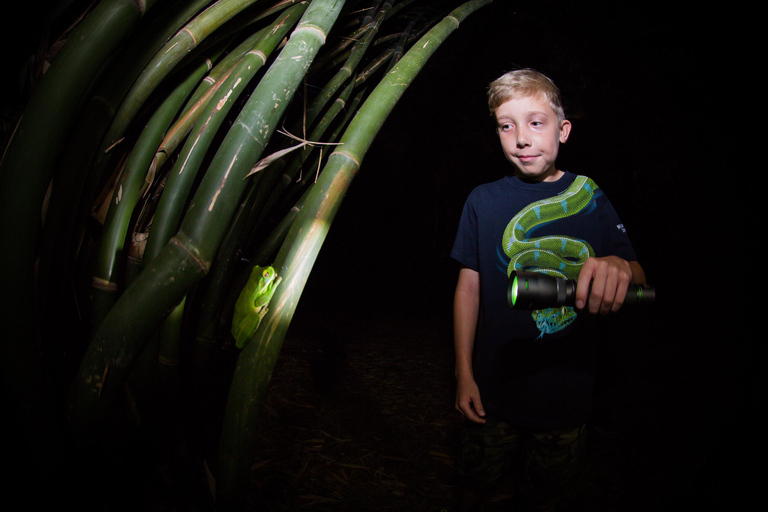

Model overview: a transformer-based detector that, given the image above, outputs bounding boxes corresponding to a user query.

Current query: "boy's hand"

[575,256,634,314]
[455,375,486,424]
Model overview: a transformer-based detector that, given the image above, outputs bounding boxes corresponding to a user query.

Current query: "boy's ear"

[559,119,572,143]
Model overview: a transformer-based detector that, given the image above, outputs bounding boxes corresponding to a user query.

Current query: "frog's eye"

[262,270,270,278]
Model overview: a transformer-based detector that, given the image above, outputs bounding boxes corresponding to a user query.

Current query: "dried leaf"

[245,142,308,178]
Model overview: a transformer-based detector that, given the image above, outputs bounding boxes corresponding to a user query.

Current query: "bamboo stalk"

[147,27,269,177]
[141,4,308,349]
[36,0,215,325]
[0,0,162,482]
[143,1,308,264]
[68,0,347,441]
[89,45,228,333]
[89,0,265,194]
[190,70,355,345]
[302,0,390,127]
[215,0,492,506]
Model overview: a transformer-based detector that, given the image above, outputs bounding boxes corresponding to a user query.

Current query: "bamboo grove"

[0,0,491,507]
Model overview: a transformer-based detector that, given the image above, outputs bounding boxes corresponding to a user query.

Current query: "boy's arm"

[453,267,486,423]
[575,256,646,314]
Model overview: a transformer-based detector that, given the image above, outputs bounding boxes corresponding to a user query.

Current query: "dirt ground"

[236,308,712,512]
[246,309,462,511]
[16,301,748,512]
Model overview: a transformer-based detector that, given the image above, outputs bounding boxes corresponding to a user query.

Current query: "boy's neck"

[514,168,565,183]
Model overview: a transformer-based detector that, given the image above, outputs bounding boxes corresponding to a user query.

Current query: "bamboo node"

[92,276,118,292]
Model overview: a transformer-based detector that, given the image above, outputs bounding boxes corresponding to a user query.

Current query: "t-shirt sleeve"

[597,197,638,262]
[450,196,479,271]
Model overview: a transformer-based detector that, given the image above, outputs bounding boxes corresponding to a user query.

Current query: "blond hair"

[487,68,565,122]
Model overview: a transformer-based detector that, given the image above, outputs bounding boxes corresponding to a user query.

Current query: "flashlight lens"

[510,276,518,307]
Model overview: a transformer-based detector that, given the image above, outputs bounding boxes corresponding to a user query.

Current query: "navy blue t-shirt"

[451,171,637,430]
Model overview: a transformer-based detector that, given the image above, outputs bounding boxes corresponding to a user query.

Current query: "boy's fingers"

[575,263,594,310]
[472,396,485,416]
[588,272,607,314]
[468,397,486,423]
[457,397,486,423]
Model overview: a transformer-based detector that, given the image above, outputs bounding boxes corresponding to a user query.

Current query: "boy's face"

[494,94,571,182]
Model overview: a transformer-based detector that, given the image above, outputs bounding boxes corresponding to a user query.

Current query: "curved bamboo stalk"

[0,0,162,480]
[302,0,390,126]
[146,26,270,178]
[68,0,346,440]
[143,2,308,264]
[89,0,265,190]
[144,3,307,378]
[190,69,354,345]
[147,2,305,171]
[215,0,493,505]
[89,46,227,333]
[36,0,215,322]
[139,4,308,354]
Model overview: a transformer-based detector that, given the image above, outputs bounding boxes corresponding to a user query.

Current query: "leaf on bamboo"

[245,129,343,178]
[246,142,308,178]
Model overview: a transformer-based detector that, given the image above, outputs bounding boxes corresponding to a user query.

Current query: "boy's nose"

[516,129,531,147]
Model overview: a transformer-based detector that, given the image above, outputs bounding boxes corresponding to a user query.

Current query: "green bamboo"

[68,0,347,439]
[215,0,492,505]
[267,77,357,217]
[36,0,215,325]
[302,0,390,126]
[124,26,272,245]
[150,2,306,166]
[190,38,354,343]
[90,0,264,190]
[89,46,229,333]
[143,2,308,264]
[141,4,308,349]
[0,0,163,482]
[146,27,269,177]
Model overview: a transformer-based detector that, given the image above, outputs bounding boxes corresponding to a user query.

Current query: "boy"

[451,68,646,510]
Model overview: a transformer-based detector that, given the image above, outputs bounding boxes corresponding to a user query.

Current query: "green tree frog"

[231,265,282,348]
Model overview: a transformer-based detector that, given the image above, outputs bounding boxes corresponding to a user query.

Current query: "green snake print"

[502,175,597,336]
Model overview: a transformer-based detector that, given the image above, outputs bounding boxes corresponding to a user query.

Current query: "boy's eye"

[499,123,513,132]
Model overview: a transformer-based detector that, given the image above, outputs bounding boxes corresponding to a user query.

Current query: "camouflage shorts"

[457,417,586,507]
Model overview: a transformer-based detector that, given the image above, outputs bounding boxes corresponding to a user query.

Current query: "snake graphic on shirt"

[502,175,598,337]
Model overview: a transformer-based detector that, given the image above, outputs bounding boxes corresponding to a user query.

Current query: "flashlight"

[507,270,655,309]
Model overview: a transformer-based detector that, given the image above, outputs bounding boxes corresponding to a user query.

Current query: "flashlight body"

[508,271,655,310]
